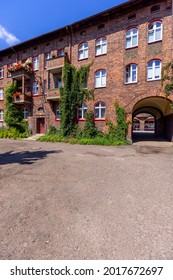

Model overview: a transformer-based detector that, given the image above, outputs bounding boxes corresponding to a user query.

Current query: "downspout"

[66,25,72,63]
[11,46,18,62]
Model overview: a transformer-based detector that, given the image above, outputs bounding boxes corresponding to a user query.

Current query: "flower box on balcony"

[8,60,33,79]
[13,92,21,97]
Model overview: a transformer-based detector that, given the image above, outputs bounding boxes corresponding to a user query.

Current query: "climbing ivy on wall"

[4,82,27,133]
[161,61,173,109]
[161,61,173,95]
[60,62,93,136]
[107,102,128,142]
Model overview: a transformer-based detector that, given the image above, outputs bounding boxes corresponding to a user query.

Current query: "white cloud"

[0,25,20,46]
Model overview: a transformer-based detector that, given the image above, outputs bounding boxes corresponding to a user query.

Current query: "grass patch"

[38,131,127,146]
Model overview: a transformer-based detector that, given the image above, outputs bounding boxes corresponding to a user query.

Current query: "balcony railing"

[46,56,65,72]
[46,88,61,101]
[9,68,32,80]
[13,92,32,104]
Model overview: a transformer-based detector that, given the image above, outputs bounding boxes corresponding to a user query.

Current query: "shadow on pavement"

[0,150,63,165]
[132,131,168,143]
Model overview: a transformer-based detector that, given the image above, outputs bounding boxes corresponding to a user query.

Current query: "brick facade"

[0,0,173,140]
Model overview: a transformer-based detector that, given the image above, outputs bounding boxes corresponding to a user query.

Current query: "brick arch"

[127,95,173,142]
[125,92,173,113]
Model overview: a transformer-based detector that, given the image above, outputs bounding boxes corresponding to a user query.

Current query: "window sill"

[55,119,60,122]
[95,53,107,57]
[32,94,39,97]
[78,118,85,122]
[147,78,161,82]
[148,40,162,45]
[95,86,106,89]
[125,82,137,85]
[0,99,4,101]
[78,58,88,61]
[126,46,138,50]
[94,118,105,121]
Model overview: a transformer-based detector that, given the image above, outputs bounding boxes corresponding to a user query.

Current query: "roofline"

[0,0,166,56]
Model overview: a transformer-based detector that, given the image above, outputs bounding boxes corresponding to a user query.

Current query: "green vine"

[161,61,173,109]
[4,82,28,133]
[60,62,94,136]
[106,102,128,142]
[161,61,173,100]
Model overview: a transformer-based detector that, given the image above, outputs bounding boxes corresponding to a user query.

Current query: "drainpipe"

[66,25,72,63]
[11,46,18,62]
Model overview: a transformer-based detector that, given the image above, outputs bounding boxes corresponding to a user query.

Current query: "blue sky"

[0,0,127,51]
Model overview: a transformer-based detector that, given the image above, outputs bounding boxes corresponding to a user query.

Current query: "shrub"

[48,126,59,135]
[107,102,128,142]
[82,111,98,138]
[4,83,30,137]
[0,127,27,139]
[38,102,128,146]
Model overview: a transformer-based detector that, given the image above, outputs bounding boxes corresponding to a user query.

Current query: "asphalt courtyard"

[0,138,173,260]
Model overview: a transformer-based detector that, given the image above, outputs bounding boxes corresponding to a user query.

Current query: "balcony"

[13,92,32,104]
[10,69,32,80]
[8,62,33,80]
[46,88,61,101]
[46,56,65,73]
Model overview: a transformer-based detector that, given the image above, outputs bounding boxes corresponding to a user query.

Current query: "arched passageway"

[132,97,173,142]
[133,113,155,132]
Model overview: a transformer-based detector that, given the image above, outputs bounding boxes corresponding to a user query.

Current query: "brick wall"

[0,0,173,140]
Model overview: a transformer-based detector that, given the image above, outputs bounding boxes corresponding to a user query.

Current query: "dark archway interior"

[132,97,173,142]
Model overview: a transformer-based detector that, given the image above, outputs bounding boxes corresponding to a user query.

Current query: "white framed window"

[57,49,65,57]
[78,43,88,60]
[32,81,39,95]
[78,103,87,119]
[95,37,107,56]
[0,88,4,100]
[126,28,138,48]
[95,70,106,88]
[56,105,60,120]
[125,64,138,83]
[0,109,4,121]
[33,56,39,70]
[94,102,106,119]
[147,60,161,81]
[0,66,4,78]
[23,108,29,119]
[148,21,162,43]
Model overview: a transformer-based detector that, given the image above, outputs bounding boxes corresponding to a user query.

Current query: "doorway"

[37,118,45,134]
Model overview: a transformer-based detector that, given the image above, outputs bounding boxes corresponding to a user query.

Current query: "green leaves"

[60,62,93,136]
[108,103,128,142]
[4,83,28,133]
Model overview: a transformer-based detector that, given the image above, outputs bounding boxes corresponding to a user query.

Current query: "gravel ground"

[0,139,173,260]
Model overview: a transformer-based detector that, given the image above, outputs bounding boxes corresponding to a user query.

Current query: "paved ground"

[0,138,173,260]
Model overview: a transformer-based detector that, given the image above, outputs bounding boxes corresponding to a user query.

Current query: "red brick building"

[0,0,173,141]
